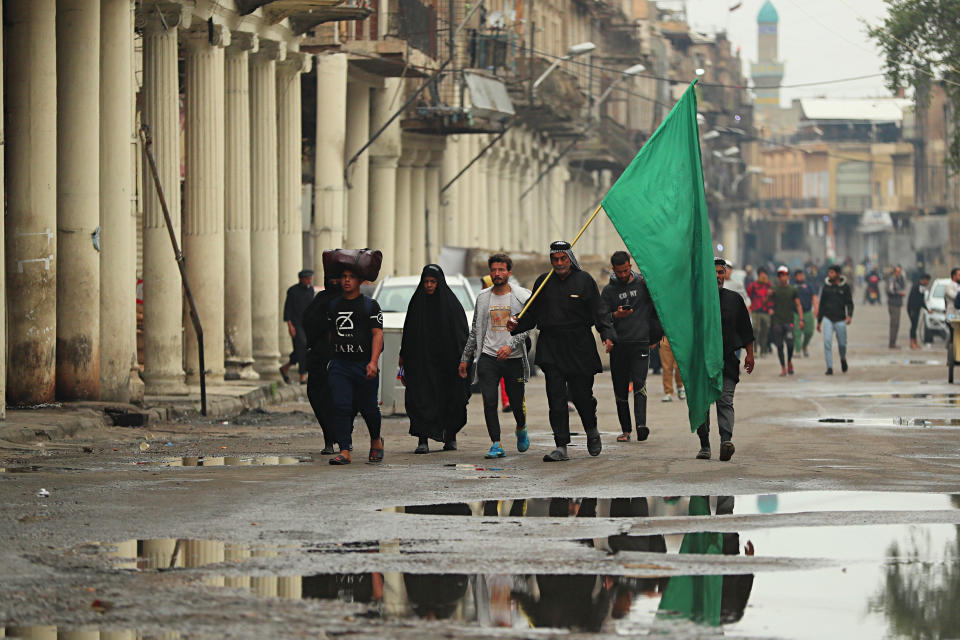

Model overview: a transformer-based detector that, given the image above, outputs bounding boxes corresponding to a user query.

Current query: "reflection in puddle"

[152,455,308,467]
[1,628,178,639]
[84,538,293,573]
[817,417,960,427]
[0,465,41,473]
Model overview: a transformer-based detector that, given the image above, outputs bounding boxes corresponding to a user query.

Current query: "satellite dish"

[487,10,506,29]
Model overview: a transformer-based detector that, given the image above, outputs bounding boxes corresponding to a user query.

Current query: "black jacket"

[817,276,854,323]
[906,283,927,314]
[600,272,663,344]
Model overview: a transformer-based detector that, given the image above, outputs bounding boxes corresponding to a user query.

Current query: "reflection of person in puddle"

[403,573,470,620]
[512,574,616,631]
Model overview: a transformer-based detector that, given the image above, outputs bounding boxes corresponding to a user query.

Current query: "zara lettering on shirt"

[328,296,384,362]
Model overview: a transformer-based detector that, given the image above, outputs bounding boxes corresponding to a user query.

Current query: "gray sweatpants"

[697,375,737,446]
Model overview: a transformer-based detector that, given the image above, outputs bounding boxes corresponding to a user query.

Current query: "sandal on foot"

[368,439,385,463]
[328,454,351,465]
[617,433,630,442]
[543,448,569,462]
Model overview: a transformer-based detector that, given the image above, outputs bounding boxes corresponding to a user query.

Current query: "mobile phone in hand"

[620,304,632,311]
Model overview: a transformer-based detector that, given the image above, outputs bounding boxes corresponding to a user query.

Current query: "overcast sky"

[673,0,894,105]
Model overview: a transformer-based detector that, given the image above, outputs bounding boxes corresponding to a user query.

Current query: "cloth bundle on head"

[549,240,581,271]
[327,248,383,282]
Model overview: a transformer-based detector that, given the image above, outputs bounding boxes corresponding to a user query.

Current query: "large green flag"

[601,82,722,432]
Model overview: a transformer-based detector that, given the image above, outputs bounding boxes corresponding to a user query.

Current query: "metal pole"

[139,124,207,416]
[516,203,604,319]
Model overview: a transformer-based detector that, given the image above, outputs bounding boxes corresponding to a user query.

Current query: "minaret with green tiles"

[750,1,784,111]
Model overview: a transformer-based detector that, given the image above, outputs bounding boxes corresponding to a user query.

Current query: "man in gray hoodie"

[460,253,532,459]
[600,251,662,442]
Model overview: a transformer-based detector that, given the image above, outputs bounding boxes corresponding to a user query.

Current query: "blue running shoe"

[485,442,506,459]
[516,428,530,452]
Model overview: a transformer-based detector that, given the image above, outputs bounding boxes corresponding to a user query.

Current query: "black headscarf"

[401,264,470,442]
[550,240,582,271]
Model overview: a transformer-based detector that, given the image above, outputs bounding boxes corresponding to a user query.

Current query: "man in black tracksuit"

[816,265,855,375]
[600,251,662,443]
[302,264,342,454]
[508,241,614,462]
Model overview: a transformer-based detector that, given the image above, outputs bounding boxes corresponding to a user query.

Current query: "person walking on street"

[907,273,930,349]
[817,265,854,375]
[600,251,662,442]
[659,336,684,402]
[886,265,907,348]
[507,241,614,462]
[746,268,773,356]
[696,258,755,461]
[460,254,532,459]
[793,270,818,357]
[302,256,342,455]
[770,266,803,376]
[322,267,385,466]
[280,269,316,384]
[401,264,471,454]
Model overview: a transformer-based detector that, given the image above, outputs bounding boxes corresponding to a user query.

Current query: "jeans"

[476,354,525,442]
[888,304,902,347]
[752,312,771,354]
[771,322,795,367]
[794,310,815,352]
[696,376,737,446]
[542,365,597,447]
[610,342,649,433]
[328,359,381,451]
[822,317,848,369]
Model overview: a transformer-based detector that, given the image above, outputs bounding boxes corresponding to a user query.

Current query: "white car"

[372,273,476,330]
[920,278,950,343]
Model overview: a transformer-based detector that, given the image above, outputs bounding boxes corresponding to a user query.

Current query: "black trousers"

[476,354,525,442]
[542,365,597,447]
[908,308,921,340]
[287,326,308,375]
[306,368,335,448]
[610,342,649,434]
[770,322,794,367]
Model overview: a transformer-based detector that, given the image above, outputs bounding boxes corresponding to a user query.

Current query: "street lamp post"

[531,41,596,100]
[591,63,646,120]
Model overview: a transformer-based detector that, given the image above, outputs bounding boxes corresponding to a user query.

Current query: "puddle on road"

[817,416,960,427]
[390,491,960,518]
[148,455,309,468]
[832,391,960,406]
[79,538,295,572]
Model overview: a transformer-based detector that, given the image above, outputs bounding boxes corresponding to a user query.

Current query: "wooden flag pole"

[516,203,605,319]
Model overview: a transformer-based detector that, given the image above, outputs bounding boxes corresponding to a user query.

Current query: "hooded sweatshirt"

[817,276,854,323]
[600,271,658,344]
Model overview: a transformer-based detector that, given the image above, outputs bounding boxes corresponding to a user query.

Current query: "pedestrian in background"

[460,253,532,459]
[886,265,907,349]
[507,241,613,462]
[696,258,755,461]
[302,257,341,455]
[746,268,773,356]
[280,269,315,384]
[401,264,470,454]
[793,269,818,357]
[907,273,930,350]
[659,336,684,402]
[600,251,662,443]
[817,265,854,376]
[770,266,803,376]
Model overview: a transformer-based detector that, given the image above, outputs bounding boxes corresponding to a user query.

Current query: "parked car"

[920,278,950,343]
[372,273,476,330]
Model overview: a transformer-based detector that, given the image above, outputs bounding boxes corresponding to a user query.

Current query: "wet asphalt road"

[2,301,959,639]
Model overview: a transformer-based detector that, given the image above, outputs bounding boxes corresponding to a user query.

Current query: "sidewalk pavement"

[0,380,306,447]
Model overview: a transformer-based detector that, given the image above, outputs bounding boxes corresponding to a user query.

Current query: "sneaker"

[720,441,735,461]
[516,428,530,452]
[586,430,602,457]
[662,394,673,403]
[696,447,711,460]
[501,404,512,413]
[485,442,506,459]
[841,359,848,373]
[825,368,833,375]
[637,426,650,441]
[678,387,686,400]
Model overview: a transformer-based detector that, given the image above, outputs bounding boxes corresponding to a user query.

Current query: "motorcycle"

[866,273,880,305]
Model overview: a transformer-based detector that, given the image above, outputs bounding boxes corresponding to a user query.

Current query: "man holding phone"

[600,251,662,442]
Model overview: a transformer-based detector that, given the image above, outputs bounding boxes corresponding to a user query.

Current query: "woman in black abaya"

[400,264,470,454]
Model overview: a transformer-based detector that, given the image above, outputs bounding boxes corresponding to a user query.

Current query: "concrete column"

[508,157,522,251]
[140,7,188,395]
[409,151,428,269]
[520,162,533,251]
[99,0,138,401]
[182,27,227,383]
[424,153,441,262]
[250,41,283,379]
[56,0,101,400]
[440,137,460,247]
[721,212,741,266]
[344,81,370,248]
[223,33,258,380]
[393,149,413,275]
[485,149,500,249]
[277,53,310,349]
[368,78,401,279]
[313,53,347,268]
[5,0,57,405]
[0,0,6,417]
[457,136,473,246]
[477,139,491,248]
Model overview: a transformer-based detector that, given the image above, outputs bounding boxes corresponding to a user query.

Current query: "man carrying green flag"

[601,81,724,438]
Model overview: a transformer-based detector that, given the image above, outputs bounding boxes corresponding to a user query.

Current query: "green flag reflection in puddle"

[656,496,723,626]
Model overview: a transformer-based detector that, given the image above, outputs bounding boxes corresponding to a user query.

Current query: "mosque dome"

[757,0,779,24]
